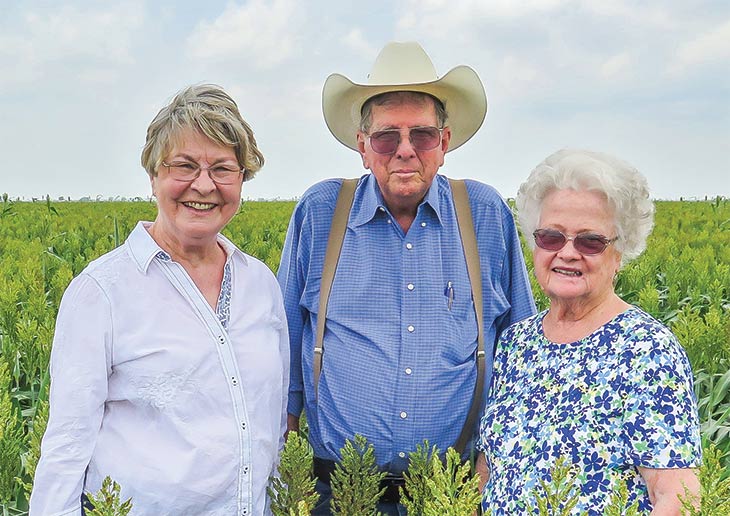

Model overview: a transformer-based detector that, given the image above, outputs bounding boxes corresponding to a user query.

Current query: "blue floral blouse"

[478,306,702,514]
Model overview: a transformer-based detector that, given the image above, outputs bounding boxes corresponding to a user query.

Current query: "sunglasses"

[366,126,443,154]
[533,228,618,255]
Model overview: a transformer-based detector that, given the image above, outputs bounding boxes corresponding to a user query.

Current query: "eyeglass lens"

[533,229,612,255]
[369,127,442,154]
[164,161,241,185]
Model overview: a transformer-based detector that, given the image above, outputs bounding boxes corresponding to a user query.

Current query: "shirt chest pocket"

[441,288,479,364]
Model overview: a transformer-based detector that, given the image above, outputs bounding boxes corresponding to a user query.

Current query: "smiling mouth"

[183,201,216,211]
[553,267,582,277]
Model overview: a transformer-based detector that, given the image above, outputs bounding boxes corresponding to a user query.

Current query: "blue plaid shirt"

[278,174,535,473]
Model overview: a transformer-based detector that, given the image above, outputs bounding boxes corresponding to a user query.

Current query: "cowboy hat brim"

[322,64,487,152]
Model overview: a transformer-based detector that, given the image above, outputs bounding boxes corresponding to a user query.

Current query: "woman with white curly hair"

[475,149,701,514]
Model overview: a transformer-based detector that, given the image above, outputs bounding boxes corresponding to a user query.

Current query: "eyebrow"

[169,153,238,165]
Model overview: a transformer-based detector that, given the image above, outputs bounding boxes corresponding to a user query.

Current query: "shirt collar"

[349,173,444,228]
[126,221,247,273]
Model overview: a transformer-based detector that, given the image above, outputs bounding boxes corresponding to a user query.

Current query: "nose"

[394,131,416,159]
[556,238,581,259]
[190,168,217,194]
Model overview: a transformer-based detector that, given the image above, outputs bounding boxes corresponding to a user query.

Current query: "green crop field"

[0,195,728,513]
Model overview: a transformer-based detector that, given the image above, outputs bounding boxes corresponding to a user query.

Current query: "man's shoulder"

[461,178,506,206]
[441,176,508,210]
[298,177,349,207]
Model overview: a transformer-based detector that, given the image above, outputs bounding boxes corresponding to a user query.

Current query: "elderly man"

[278,41,536,515]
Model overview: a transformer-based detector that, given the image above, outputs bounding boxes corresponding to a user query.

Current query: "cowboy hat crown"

[322,41,487,152]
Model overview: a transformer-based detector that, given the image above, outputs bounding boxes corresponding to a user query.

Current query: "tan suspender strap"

[314,178,358,399]
[449,178,485,454]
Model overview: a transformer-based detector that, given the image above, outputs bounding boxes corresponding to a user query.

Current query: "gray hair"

[141,84,264,182]
[359,91,448,133]
[516,149,655,267]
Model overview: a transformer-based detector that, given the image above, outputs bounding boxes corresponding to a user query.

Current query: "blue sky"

[1,0,728,200]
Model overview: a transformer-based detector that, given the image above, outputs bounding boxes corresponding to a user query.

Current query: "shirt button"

[399,452,406,458]
[407,283,414,291]
[378,206,385,212]
[405,367,412,375]
[400,411,408,419]
[405,242,413,250]
[421,222,427,227]
[231,377,238,386]
[243,466,249,474]
[241,421,246,430]
[218,336,225,344]
[407,325,415,333]
[387,219,392,224]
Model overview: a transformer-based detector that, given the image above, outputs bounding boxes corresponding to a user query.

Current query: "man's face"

[357,97,451,214]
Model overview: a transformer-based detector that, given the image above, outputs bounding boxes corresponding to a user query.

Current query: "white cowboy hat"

[322,41,487,152]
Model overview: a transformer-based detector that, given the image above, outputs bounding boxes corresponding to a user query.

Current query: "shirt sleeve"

[621,323,702,469]
[30,274,112,515]
[277,200,309,418]
[275,286,291,451]
[497,198,536,332]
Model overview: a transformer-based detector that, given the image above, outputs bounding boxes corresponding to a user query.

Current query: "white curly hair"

[516,149,655,267]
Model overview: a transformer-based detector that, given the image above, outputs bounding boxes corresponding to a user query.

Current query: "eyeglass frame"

[364,126,445,155]
[160,160,245,185]
[532,228,618,255]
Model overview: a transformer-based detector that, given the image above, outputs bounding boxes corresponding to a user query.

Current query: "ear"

[438,126,451,167]
[357,132,370,169]
[441,126,452,153]
[149,174,157,197]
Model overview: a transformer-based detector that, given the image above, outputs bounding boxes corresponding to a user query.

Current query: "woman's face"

[150,127,242,248]
[533,188,622,307]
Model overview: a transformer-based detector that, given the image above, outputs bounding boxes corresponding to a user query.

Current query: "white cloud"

[580,0,676,28]
[495,55,540,98]
[672,18,730,72]
[0,2,144,90]
[600,52,633,79]
[343,29,379,61]
[397,0,568,33]
[186,0,301,69]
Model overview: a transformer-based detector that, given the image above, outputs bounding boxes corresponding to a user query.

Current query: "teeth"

[184,202,215,210]
[554,268,581,276]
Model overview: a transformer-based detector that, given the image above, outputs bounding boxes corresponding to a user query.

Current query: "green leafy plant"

[267,431,319,516]
[603,473,639,516]
[679,442,730,515]
[530,456,581,516]
[20,400,49,500]
[330,434,385,516]
[400,440,438,514]
[0,361,24,505]
[84,476,133,516]
[421,447,481,516]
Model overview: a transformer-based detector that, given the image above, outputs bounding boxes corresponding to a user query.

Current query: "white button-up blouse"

[30,222,289,516]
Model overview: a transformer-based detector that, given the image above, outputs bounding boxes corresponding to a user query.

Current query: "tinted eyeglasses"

[533,228,618,255]
[366,126,443,154]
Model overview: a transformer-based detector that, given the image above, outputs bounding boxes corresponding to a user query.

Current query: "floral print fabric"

[478,306,701,514]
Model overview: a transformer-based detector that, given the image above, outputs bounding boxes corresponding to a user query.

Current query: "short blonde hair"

[516,149,655,267]
[141,84,264,181]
